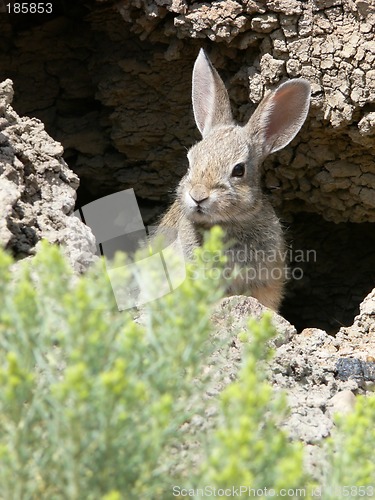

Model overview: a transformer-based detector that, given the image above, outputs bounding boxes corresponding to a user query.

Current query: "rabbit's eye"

[231,163,245,177]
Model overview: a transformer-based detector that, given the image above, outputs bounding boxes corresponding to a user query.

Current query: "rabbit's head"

[177,49,311,228]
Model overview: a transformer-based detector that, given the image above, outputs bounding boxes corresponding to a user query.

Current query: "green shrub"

[0,237,222,499]
[195,315,312,498]
[322,396,375,499]
[1,230,375,499]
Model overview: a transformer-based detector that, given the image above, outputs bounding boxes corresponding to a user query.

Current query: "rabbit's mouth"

[188,206,217,227]
[190,206,207,219]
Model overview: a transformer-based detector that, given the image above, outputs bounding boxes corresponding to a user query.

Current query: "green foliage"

[1,230,375,499]
[322,395,375,498]
[0,238,222,499]
[197,315,311,496]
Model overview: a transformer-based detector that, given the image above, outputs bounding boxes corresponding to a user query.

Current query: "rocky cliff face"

[0,0,374,328]
[210,289,375,478]
[109,0,375,223]
[0,79,96,272]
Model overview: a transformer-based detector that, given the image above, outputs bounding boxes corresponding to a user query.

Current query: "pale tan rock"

[0,79,96,272]
[329,390,357,415]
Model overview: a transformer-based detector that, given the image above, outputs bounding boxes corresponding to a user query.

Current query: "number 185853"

[6,3,53,14]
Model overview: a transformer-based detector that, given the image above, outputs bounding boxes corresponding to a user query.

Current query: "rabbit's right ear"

[192,49,233,138]
[246,79,311,157]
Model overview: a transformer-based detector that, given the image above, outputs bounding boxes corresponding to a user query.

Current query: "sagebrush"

[0,230,374,499]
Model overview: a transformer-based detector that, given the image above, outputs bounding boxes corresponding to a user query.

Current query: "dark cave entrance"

[280,213,375,334]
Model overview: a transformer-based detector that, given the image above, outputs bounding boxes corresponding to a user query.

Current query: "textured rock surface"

[213,295,297,346]
[0,79,96,272]
[109,0,375,223]
[212,290,375,442]
[271,287,375,473]
[203,290,375,479]
[1,0,374,223]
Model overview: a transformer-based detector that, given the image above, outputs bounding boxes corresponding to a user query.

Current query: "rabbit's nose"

[189,184,209,204]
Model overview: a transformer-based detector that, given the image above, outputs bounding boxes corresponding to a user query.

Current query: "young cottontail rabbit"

[156,49,311,311]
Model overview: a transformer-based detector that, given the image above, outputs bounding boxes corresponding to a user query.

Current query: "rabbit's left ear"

[246,79,311,157]
[192,49,233,138]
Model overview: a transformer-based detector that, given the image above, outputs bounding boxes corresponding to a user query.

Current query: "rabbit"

[155,49,311,311]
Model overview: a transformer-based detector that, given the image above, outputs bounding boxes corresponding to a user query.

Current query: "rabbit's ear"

[192,49,233,137]
[247,79,311,156]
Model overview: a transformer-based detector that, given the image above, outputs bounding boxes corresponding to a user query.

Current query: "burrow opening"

[280,213,375,333]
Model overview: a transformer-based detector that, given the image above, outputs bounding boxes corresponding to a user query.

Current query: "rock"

[336,357,375,382]
[0,177,21,248]
[1,2,374,224]
[209,289,375,446]
[328,390,356,415]
[0,79,96,273]
[213,295,296,346]
[203,287,374,474]
[251,13,279,33]
[270,288,375,444]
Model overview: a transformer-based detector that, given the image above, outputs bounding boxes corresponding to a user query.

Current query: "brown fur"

[156,50,310,311]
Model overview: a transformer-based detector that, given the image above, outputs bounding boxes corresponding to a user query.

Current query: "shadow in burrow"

[280,212,375,334]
